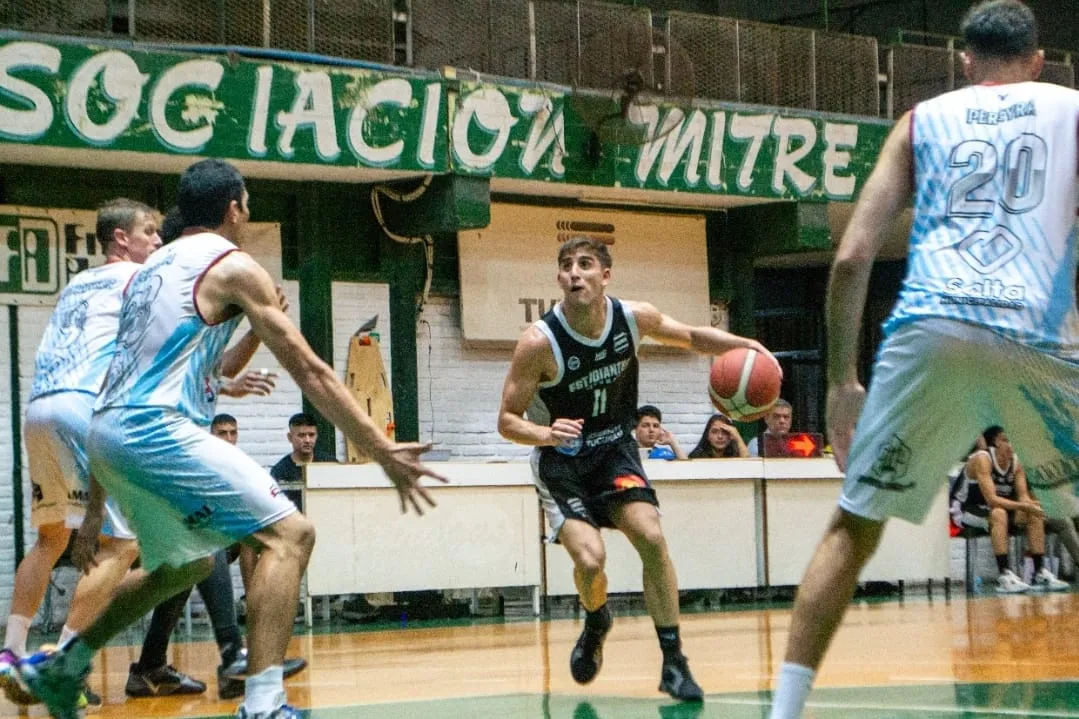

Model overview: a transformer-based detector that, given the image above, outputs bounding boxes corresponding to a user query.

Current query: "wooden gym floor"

[3,590,1079,718]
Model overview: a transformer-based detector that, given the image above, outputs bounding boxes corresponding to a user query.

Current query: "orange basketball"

[708,348,781,422]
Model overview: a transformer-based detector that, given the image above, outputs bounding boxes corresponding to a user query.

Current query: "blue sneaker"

[15,649,89,719]
[235,703,303,719]
[0,648,39,705]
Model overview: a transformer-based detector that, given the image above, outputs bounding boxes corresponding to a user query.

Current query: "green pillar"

[297,187,337,458]
[382,239,426,443]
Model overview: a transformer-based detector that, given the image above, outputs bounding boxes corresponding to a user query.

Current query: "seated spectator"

[635,405,687,460]
[953,426,1068,593]
[270,412,336,510]
[746,399,792,457]
[688,414,749,459]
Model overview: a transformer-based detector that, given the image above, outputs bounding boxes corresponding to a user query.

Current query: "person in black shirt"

[498,236,778,702]
[270,413,336,510]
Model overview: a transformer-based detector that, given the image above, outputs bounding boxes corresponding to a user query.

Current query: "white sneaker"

[1031,567,1069,592]
[996,569,1030,594]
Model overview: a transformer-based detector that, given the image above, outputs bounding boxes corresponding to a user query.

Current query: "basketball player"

[771,2,1079,716]
[0,199,160,708]
[498,236,778,701]
[16,159,448,719]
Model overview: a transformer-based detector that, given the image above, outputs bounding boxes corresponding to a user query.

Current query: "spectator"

[270,412,335,510]
[953,426,1068,593]
[635,405,687,460]
[688,414,749,459]
[746,399,793,457]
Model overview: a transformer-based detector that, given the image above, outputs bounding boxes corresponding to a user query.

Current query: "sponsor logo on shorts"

[567,497,586,515]
[856,434,914,491]
[183,503,215,530]
[614,474,646,490]
[270,483,282,498]
[67,488,89,503]
[31,482,43,503]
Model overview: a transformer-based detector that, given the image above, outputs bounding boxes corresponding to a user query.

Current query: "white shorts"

[24,392,134,539]
[840,318,1079,524]
[87,407,297,573]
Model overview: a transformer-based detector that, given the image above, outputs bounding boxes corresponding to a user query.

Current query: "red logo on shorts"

[270,484,281,498]
[614,474,646,490]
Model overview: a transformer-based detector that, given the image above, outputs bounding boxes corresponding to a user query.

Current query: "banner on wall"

[458,203,709,344]
[0,205,282,306]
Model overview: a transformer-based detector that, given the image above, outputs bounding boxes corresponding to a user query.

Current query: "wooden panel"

[458,203,709,343]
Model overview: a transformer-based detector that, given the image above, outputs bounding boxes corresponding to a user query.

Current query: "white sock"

[4,615,32,657]
[770,662,815,719]
[243,666,285,715]
[58,625,78,647]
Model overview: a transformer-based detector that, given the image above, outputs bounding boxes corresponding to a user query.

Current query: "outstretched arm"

[200,252,447,514]
[627,300,779,366]
[218,285,289,378]
[826,112,914,468]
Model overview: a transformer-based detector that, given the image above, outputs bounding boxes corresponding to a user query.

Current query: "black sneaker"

[569,624,610,684]
[658,655,704,702]
[217,652,307,699]
[125,663,207,697]
[78,684,102,712]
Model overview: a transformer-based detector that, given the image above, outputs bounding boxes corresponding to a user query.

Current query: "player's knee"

[264,513,316,561]
[36,524,71,558]
[574,545,606,577]
[990,507,1008,526]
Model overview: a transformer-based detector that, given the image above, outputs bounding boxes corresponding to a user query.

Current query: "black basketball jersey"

[957,447,1017,511]
[529,296,640,455]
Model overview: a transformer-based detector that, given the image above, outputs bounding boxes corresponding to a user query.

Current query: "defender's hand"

[376,442,450,515]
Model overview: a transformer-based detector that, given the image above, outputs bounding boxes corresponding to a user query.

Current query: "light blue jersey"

[885,81,1079,359]
[29,261,140,401]
[94,233,243,427]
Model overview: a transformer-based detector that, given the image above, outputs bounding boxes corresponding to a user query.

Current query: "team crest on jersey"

[856,434,914,492]
[613,332,629,354]
[957,226,1022,274]
[567,356,581,371]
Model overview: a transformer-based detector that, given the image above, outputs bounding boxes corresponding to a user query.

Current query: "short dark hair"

[96,198,156,249]
[160,206,186,245]
[982,425,1005,448]
[961,0,1038,59]
[637,405,662,423]
[177,159,245,229]
[288,412,318,429]
[557,236,612,269]
[211,413,237,428]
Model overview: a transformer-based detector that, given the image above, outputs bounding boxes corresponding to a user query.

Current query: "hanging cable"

[370,176,436,318]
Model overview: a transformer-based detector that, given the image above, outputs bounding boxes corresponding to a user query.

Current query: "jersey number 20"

[947,133,1047,217]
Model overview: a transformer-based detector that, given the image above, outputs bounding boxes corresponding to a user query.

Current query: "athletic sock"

[58,625,77,648]
[1032,553,1045,573]
[243,665,285,715]
[583,604,611,635]
[769,662,815,719]
[996,554,1009,573]
[655,625,683,662]
[4,615,32,656]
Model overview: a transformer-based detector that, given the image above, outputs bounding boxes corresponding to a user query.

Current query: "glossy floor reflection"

[3,592,1079,718]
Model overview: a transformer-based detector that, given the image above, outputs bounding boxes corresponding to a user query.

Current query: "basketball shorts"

[531,437,658,539]
[24,391,134,539]
[959,505,1023,534]
[87,407,297,573]
[841,318,1079,524]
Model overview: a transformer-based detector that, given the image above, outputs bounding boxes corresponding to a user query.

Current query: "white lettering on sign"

[453,86,517,171]
[66,51,148,144]
[347,78,411,166]
[150,59,225,152]
[276,71,340,161]
[0,42,61,140]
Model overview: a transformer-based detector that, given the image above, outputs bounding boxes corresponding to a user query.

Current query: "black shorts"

[960,505,1022,533]
[533,438,658,536]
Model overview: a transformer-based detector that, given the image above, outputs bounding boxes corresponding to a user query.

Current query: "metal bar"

[307,0,316,53]
[263,0,271,47]
[528,0,537,80]
[886,47,894,119]
[809,30,817,110]
[574,0,581,86]
[405,0,413,67]
[734,20,741,103]
[9,305,23,567]
[128,0,137,37]
[664,16,672,96]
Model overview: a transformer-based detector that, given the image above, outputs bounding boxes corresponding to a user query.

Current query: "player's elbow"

[497,412,515,440]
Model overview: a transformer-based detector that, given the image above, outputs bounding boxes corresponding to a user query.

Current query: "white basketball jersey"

[95,233,244,426]
[29,261,140,401]
[885,81,1079,358]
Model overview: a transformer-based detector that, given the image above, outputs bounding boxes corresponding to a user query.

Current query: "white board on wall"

[458,204,710,344]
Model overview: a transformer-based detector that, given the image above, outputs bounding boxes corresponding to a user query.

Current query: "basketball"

[708,348,781,422]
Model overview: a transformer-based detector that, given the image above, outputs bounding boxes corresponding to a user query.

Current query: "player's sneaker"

[569,608,612,685]
[14,649,89,719]
[0,648,38,705]
[996,569,1030,594]
[1031,567,1070,592]
[217,649,307,699]
[658,655,704,702]
[235,702,302,719]
[125,663,207,697]
[78,684,102,712]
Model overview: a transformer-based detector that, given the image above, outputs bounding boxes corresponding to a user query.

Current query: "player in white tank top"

[18,160,450,719]
[1,200,160,706]
[771,4,1079,717]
